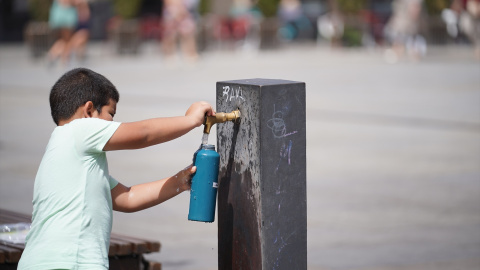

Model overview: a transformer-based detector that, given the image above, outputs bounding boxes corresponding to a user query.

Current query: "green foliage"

[337,0,367,14]
[424,0,450,14]
[113,0,143,19]
[199,0,211,16]
[342,26,362,47]
[257,0,281,18]
[28,0,53,21]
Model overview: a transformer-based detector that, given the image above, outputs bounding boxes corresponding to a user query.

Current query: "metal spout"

[203,110,241,134]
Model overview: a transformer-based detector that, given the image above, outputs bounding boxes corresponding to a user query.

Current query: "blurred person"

[278,0,313,41]
[443,0,480,59]
[69,0,91,62]
[162,0,199,64]
[185,0,200,20]
[47,0,78,65]
[464,0,480,59]
[383,0,426,63]
[317,0,344,47]
[17,67,215,269]
[442,0,463,38]
[226,0,262,51]
[47,0,91,66]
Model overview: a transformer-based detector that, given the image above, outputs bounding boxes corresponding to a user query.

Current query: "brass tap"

[203,110,241,134]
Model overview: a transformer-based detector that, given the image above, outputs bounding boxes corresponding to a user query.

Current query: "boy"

[18,68,215,269]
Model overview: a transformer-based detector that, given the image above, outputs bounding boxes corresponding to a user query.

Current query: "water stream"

[201,133,209,145]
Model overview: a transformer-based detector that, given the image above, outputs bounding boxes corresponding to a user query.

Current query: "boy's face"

[92,99,117,121]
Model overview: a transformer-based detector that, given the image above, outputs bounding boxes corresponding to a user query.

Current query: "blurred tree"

[111,0,143,54]
[257,0,281,17]
[114,0,143,19]
[342,26,363,46]
[336,0,367,47]
[199,0,211,15]
[25,0,54,57]
[28,0,53,21]
[337,0,367,14]
[424,0,450,14]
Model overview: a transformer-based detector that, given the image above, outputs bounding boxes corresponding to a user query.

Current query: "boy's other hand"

[185,101,215,127]
[176,165,196,192]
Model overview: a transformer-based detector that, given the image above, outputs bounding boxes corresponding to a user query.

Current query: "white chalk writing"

[267,105,297,139]
[222,86,245,102]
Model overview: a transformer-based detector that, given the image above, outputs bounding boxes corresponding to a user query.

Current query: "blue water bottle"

[188,144,220,223]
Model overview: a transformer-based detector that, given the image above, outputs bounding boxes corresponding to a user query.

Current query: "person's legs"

[179,18,198,62]
[70,29,90,60]
[162,30,177,58]
[59,28,74,64]
[48,39,66,61]
[48,28,74,65]
[180,32,198,62]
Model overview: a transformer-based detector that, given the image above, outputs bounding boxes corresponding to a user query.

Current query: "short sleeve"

[109,175,119,190]
[71,118,121,154]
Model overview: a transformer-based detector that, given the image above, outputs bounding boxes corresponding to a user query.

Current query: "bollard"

[216,79,307,270]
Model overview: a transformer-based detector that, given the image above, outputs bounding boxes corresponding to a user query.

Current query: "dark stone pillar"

[216,79,307,270]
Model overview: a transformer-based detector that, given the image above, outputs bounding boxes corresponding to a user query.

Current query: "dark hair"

[50,68,120,125]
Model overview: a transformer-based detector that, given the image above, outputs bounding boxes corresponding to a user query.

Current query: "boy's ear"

[83,101,96,118]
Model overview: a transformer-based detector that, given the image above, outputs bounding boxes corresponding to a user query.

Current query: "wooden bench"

[0,209,162,270]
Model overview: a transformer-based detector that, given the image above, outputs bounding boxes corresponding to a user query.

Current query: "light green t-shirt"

[18,118,121,270]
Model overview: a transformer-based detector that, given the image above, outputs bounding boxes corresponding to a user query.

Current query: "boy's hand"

[111,164,197,212]
[104,101,215,151]
[185,101,215,127]
[176,165,196,192]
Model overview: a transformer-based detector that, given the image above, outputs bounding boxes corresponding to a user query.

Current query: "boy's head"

[50,68,120,125]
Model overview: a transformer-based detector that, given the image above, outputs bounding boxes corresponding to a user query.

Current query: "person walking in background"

[161,0,199,65]
[383,0,426,63]
[47,0,91,66]
[464,0,480,59]
[278,0,310,42]
[317,0,344,48]
[451,0,480,59]
[69,0,91,62]
[47,0,78,66]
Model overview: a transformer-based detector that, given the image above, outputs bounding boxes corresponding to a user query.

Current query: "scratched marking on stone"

[272,230,296,270]
[267,104,297,138]
[275,140,293,174]
[222,86,245,102]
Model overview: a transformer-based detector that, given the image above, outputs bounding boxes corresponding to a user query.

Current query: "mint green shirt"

[19,118,121,270]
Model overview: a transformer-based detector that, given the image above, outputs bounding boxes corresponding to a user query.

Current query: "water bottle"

[188,144,220,223]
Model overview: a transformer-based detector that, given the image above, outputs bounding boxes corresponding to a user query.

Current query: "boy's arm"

[111,165,195,213]
[104,101,214,151]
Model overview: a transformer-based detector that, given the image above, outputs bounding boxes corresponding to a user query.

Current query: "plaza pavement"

[1,41,479,270]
